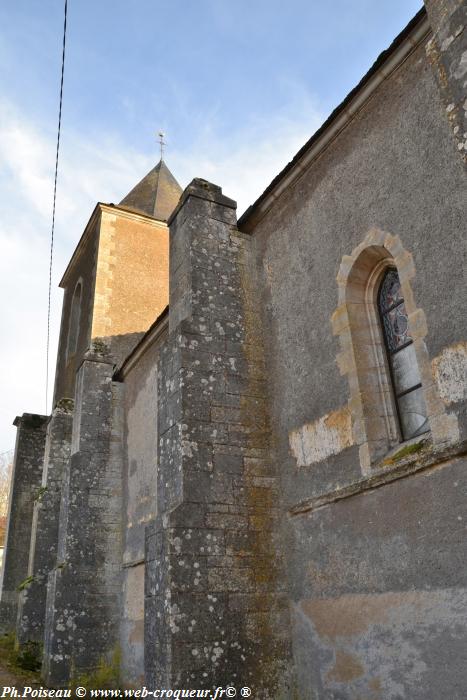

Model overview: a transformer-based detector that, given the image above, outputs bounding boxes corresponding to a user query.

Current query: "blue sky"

[0,0,422,452]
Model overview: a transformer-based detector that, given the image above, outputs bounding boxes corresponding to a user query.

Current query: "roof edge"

[59,203,102,288]
[238,7,430,233]
[103,201,170,224]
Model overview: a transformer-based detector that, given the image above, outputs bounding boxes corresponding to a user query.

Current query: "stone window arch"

[332,228,456,474]
[66,280,82,362]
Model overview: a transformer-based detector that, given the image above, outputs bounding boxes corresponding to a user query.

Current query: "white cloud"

[171,97,323,214]
[0,95,323,451]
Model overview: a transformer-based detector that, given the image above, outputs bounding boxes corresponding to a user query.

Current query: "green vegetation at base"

[16,640,42,672]
[0,631,16,663]
[0,632,42,680]
[71,646,121,691]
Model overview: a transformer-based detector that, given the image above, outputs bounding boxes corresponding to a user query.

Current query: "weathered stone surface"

[3,7,467,697]
[425,0,467,167]
[238,10,467,698]
[119,323,165,688]
[42,355,123,686]
[16,400,73,649]
[0,414,47,634]
[145,180,293,697]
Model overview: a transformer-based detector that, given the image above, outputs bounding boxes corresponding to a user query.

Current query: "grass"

[71,647,121,691]
[0,632,42,681]
[383,440,426,465]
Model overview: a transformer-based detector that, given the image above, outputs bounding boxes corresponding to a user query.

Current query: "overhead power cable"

[45,0,68,414]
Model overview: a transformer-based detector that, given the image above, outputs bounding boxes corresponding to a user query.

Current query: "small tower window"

[378,268,429,440]
[66,281,82,361]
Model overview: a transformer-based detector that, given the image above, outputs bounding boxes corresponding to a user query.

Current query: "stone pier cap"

[167,178,237,225]
[13,413,48,428]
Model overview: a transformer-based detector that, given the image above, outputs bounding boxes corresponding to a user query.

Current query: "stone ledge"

[122,557,145,569]
[13,413,49,428]
[289,438,467,516]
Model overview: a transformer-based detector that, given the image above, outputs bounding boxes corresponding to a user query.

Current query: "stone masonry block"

[0,414,47,634]
[146,178,292,693]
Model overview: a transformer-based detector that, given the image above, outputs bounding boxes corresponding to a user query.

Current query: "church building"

[1,2,466,697]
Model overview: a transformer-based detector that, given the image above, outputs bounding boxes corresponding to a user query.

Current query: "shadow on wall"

[85,331,149,372]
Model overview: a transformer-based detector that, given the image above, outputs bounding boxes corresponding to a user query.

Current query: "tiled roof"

[119,159,182,221]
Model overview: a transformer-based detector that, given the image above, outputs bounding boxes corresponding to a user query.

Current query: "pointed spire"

[119,158,182,222]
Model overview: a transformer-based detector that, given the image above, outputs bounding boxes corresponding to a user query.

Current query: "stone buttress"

[144,180,292,697]
[16,400,73,653]
[0,414,48,634]
[42,350,123,686]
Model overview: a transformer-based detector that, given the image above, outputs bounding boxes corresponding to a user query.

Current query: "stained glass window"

[378,268,429,440]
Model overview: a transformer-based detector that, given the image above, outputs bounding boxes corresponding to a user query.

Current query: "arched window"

[378,268,429,440]
[66,281,82,361]
[332,229,457,473]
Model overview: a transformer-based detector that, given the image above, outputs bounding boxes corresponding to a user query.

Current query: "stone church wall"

[16,400,73,652]
[119,324,167,687]
[1,4,465,694]
[43,353,124,687]
[246,32,467,699]
[144,180,293,696]
[0,414,47,633]
[53,221,98,404]
[53,207,170,407]
[91,208,169,365]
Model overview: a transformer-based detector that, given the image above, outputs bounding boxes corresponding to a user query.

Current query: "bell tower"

[52,158,182,405]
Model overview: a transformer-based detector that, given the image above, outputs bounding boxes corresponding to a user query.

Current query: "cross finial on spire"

[157,131,166,161]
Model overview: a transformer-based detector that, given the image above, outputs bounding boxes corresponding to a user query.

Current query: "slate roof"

[119,159,182,221]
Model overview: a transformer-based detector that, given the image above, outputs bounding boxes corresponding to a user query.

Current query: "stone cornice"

[289,438,467,516]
